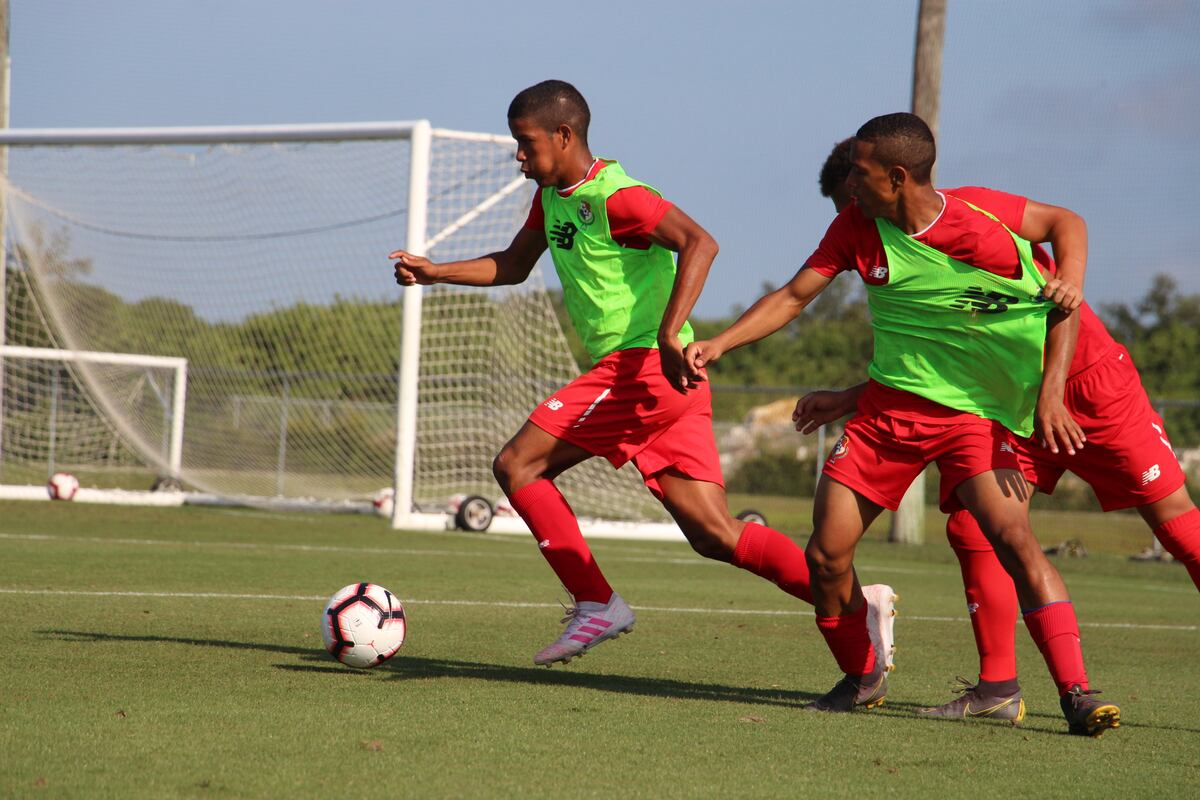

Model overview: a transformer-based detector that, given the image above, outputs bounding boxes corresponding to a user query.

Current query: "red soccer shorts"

[822,387,1023,513]
[1016,345,1186,510]
[528,348,724,498]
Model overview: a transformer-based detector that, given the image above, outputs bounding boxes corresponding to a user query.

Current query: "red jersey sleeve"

[804,204,883,278]
[523,190,544,231]
[606,186,673,249]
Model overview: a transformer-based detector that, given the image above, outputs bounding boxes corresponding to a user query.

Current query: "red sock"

[1154,507,1200,590]
[508,479,613,603]
[815,602,876,676]
[946,510,1019,682]
[1022,601,1088,695]
[731,522,813,604]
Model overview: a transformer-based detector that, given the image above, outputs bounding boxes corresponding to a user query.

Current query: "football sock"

[731,522,814,604]
[946,510,1020,682]
[1153,507,1200,590]
[1022,601,1088,696]
[508,479,613,604]
[977,677,1021,698]
[815,601,876,677]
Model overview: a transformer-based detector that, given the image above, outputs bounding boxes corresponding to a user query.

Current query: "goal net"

[0,122,667,524]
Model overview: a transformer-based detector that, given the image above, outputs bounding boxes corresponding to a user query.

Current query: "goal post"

[0,121,670,528]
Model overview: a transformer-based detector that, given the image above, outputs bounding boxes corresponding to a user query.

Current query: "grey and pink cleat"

[533,592,635,666]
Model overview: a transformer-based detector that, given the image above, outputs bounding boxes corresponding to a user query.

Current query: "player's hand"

[683,339,724,376]
[1041,278,1082,313]
[1035,396,1086,455]
[390,250,441,286]
[659,336,702,393]
[792,389,857,434]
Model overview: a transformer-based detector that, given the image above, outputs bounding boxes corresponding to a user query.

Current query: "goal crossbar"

[0,122,514,147]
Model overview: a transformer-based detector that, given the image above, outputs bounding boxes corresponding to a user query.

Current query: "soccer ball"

[321,582,407,669]
[372,487,395,518]
[47,472,80,501]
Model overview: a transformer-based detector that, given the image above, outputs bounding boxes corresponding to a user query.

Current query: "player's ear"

[888,165,907,192]
[556,124,574,150]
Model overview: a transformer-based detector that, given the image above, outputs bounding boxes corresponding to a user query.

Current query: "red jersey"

[523,159,673,249]
[805,185,1116,379]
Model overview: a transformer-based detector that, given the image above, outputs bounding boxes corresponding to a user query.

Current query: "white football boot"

[533,593,635,666]
[862,583,898,672]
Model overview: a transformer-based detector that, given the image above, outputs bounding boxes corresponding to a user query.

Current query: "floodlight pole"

[890,0,947,546]
[0,0,10,482]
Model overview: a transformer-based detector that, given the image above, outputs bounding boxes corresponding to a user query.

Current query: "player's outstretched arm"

[685,267,833,372]
[646,206,720,390]
[391,226,547,288]
[1019,199,1088,312]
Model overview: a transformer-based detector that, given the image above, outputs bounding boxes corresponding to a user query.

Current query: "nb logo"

[1141,464,1161,485]
[949,287,1019,314]
[545,398,564,411]
[549,220,578,250]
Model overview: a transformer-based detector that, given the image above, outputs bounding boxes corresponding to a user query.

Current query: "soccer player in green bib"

[687,113,1121,737]
[390,81,897,670]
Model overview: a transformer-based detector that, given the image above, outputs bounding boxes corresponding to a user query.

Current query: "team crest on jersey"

[828,434,850,463]
[578,200,595,226]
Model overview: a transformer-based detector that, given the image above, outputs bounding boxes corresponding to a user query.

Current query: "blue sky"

[12,0,1200,318]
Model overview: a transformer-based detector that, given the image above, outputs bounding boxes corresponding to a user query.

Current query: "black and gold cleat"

[805,667,888,712]
[917,677,1025,725]
[1060,684,1121,737]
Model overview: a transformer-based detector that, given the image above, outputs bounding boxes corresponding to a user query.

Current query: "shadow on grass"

[41,629,1197,734]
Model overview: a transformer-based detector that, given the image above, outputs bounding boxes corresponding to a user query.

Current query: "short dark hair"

[508,80,591,143]
[854,112,936,183]
[818,138,854,198]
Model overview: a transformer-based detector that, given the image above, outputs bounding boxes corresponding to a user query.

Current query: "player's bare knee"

[681,518,740,562]
[805,542,850,582]
[491,447,532,493]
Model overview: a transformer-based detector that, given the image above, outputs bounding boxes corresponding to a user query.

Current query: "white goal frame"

[0,121,685,540]
[0,344,188,478]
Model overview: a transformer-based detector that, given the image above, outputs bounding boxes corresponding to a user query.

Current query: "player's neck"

[891,186,944,235]
[554,152,598,191]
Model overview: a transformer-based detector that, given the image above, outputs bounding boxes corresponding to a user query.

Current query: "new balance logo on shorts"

[999,441,1015,454]
[1141,464,1161,485]
[948,287,1020,314]
[545,398,564,411]
[549,220,578,250]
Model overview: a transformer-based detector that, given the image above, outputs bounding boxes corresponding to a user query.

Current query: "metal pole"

[392,120,431,529]
[276,373,289,497]
[48,369,58,475]
[890,0,947,546]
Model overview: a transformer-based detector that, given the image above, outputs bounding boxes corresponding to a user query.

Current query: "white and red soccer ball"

[47,472,80,501]
[321,582,407,669]
[371,487,395,518]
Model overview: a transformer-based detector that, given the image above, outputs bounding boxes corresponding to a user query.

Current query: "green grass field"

[1,500,1197,798]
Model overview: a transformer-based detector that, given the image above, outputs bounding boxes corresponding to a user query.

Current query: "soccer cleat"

[1060,684,1121,737]
[533,592,635,666]
[917,677,1026,724]
[804,667,888,712]
[862,583,898,672]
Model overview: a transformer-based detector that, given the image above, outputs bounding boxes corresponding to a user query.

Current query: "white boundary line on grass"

[0,531,942,573]
[0,587,1194,632]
